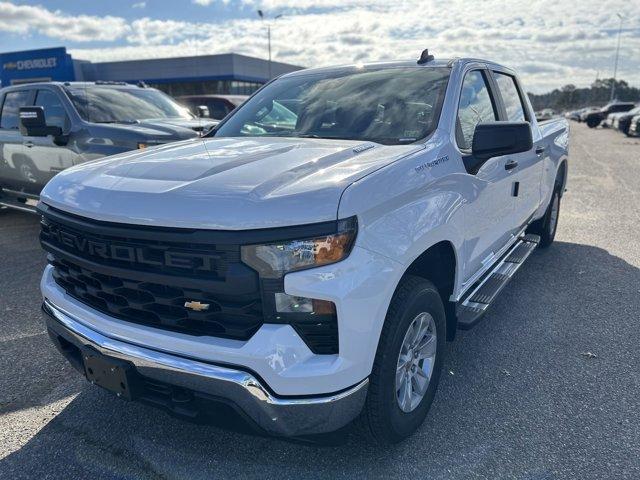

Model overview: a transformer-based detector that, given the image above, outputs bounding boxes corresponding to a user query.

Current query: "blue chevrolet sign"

[0,47,75,87]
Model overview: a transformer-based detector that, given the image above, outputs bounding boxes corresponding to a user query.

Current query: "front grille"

[51,257,262,339]
[40,204,341,354]
[41,208,263,340]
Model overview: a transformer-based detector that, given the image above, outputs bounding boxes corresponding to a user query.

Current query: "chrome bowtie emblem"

[184,301,210,312]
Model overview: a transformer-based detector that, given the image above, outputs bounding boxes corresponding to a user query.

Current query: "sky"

[0,0,638,93]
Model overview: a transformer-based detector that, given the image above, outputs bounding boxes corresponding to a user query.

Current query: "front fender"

[338,134,467,298]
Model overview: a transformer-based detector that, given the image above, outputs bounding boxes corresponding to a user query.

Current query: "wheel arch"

[401,240,459,341]
[556,159,568,196]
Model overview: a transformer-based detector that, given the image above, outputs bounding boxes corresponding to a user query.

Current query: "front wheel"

[586,117,600,128]
[361,276,446,444]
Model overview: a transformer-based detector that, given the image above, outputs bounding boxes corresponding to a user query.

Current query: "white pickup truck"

[38,52,569,444]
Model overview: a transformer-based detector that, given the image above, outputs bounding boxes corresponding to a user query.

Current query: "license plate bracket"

[82,348,136,400]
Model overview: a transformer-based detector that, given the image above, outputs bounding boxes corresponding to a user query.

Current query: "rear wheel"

[361,276,445,444]
[528,185,561,248]
[586,117,600,128]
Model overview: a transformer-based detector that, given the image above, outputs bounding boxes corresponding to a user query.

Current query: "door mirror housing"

[197,105,210,118]
[19,107,63,138]
[472,121,533,160]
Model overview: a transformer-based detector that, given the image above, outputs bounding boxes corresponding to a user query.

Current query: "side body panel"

[535,118,570,219]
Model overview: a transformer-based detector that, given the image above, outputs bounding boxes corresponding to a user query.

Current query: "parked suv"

[0,82,217,211]
[583,101,635,128]
[39,53,569,443]
[610,106,640,135]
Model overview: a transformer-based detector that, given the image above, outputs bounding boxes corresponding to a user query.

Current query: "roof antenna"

[417,49,434,65]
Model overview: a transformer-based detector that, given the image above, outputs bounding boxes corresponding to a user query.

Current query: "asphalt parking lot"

[1,122,639,479]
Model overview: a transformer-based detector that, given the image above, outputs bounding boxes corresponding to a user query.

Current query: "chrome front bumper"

[42,299,368,436]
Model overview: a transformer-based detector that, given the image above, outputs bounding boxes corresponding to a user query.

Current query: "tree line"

[527,78,640,111]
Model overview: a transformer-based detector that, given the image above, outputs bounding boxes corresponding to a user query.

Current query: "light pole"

[257,10,282,79]
[610,13,623,102]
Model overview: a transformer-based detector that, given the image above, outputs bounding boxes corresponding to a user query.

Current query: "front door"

[21,88,78,194]
[0,89,32,192]
[455,69,516,284]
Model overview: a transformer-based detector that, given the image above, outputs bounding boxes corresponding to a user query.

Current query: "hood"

[41,137,423,230]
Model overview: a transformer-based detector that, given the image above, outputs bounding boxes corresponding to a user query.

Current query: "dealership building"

[0,47,302,95]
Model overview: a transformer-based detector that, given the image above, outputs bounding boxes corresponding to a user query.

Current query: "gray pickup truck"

[0,81,217,212]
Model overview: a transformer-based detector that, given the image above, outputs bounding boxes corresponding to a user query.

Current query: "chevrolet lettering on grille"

[47,223,218,272]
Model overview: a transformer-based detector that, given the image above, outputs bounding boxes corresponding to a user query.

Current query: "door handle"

[535,146,545,155]
[504,159,518,171]
[23,141,34,148]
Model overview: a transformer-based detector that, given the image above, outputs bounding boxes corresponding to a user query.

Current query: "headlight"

[241,217,357,279]
[241,217,356,355]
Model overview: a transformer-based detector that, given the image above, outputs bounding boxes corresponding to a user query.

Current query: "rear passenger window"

[35,90,68,130]
[456,70,497,150]
[0,90,30,130]
[494,72,527,122]
[209,100,229,120]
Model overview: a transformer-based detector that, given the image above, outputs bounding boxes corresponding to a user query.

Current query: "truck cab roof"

[281,57,513,79]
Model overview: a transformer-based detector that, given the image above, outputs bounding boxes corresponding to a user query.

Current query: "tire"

[586,117,600,128]
[361,276,446,444]
[528,185,561,248]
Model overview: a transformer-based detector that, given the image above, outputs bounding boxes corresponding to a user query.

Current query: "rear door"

[0,88,34,191]
[491,70,542,230]
[456,69,516,284]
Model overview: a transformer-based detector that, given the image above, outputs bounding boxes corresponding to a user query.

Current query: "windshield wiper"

[292,133,366,141]
[94,119,139,125]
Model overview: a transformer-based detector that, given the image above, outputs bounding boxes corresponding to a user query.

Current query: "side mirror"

[197,105,210,118]
[472,121,533,161]
[19,107,63,138]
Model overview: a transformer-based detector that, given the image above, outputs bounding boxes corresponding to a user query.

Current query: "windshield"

[213,67,450,145]
[65,86,194,123]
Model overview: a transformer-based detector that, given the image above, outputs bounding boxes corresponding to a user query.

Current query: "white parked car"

[39,51,569,444]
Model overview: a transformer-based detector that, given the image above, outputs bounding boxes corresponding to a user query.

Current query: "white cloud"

[132,1,146,8]
[1,0,639,92]
[0,1,129,42]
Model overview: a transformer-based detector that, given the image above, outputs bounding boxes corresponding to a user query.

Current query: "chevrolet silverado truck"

[0,81,215,212]
[38,52,569,444]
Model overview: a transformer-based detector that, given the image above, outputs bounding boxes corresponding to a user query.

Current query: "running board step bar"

[456,233,540,330]
[0,188,39,214]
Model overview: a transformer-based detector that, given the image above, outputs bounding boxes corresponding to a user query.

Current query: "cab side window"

[209,100,229,120]
[456,71,497,150]
[494,72,527,122]
[35,90,68,130]
[0,90,30,130]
